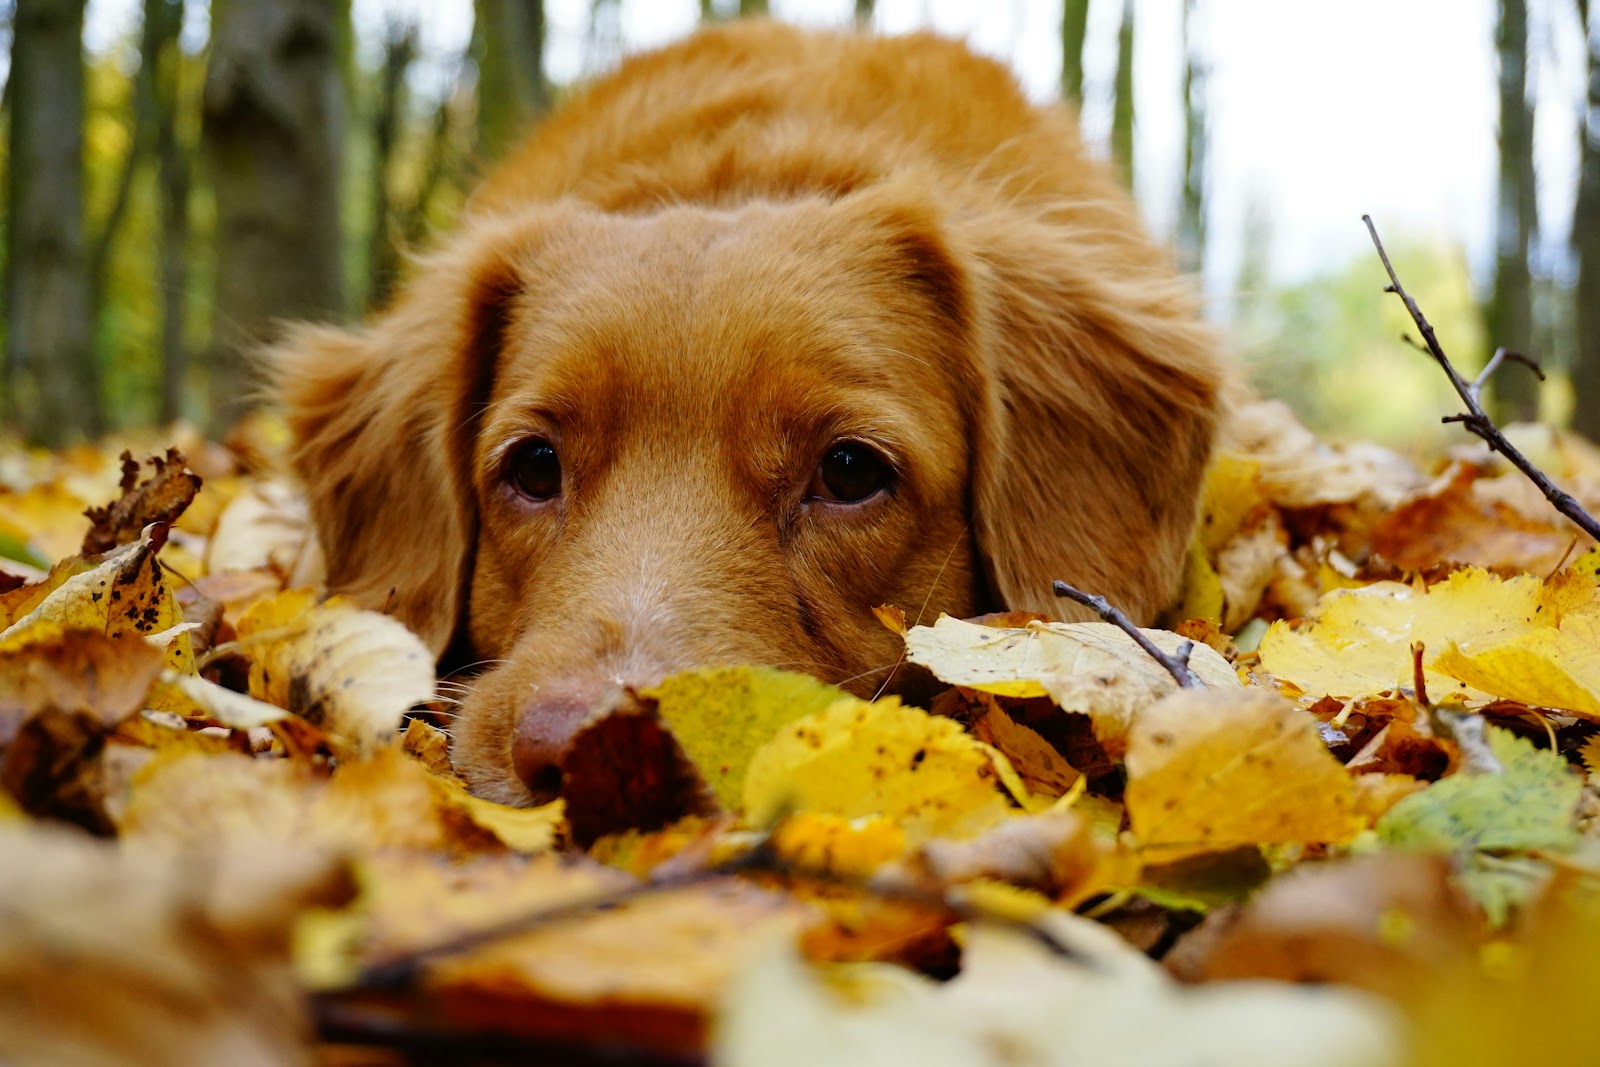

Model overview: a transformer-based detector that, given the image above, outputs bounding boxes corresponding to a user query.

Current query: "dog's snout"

[511,695,595,800]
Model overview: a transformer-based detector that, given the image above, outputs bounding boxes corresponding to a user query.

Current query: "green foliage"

[1235,235,1490,451]
[1375,727,1581,925]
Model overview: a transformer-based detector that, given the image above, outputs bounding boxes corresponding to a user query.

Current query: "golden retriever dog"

[275,19,1227,805]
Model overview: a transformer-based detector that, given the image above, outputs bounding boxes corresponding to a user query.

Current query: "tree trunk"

[367,24,417,310]
[474,0,548,163]
[5,0,100,444]
[1061,0,1090,105]
[149,0,190,425]
[1575,0,1600,441]
[738,0,768,15]
[203,0,346,433]
[1488,0,1541,423]
[90,8,156,333]
[1177,0,1207,275]
[855,0,875,24]
[1111,0,1135,187]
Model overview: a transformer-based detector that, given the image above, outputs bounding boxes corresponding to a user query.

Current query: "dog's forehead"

[493,202,921,417]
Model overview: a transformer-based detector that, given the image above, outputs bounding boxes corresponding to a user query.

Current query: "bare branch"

[1362,215,1600,544]
[1051,580,1204,689]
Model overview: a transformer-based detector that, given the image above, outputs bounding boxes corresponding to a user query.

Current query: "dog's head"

[275,182,1221,805]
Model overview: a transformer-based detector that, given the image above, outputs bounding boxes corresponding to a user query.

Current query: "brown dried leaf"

[426,878,814,1055]
[0,822,352,1067]
[0,626,165,823]
[1167,853,1479,999]
[81,449,202,556]
[970,698,1081,800]
[561,699,715,847]
[1371,464,1588,576]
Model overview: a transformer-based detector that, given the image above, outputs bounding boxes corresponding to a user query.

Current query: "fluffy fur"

[274,20,1228,805]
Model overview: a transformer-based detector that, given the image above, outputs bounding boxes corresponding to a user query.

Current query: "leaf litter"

[0,404,1598,1064]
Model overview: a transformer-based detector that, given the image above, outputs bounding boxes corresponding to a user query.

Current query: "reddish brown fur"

[273,20,1228,805]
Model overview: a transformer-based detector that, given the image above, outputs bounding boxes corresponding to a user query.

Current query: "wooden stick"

[1362,215,1600,543]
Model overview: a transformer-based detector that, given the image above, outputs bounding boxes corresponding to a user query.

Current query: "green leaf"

[1375,726,1581,924]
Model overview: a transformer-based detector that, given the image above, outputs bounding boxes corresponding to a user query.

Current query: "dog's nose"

[512,695,595,800]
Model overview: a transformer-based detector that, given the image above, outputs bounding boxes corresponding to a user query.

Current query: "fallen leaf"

[744,696,1015,842]
[1167,852,1479,998]
[0,625,165,824]
[1123,688,1363,859]
[970,696,1082,800]
[1371,463,1588,576]
[905,615,1239,755]
[231,590,435,752]
[123,746,559,856]
[715,909,1401,1067]
[205,478,312,578]
[0,555,93,628]
[1374,726,1581,924]
[1256,567,1600,711]
[81,449,202,556]
[643,666,852,810]
[561,699,715,847]
[0,482,93,565]
[0,822,352,1067]
[0,524,193,671]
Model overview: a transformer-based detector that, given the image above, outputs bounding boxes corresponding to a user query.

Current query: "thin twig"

[1362,215,1600,543]
[1051,580,1203,688]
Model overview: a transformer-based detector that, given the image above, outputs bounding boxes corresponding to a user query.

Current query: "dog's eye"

[506,438,562,501]
[810,441,894,504]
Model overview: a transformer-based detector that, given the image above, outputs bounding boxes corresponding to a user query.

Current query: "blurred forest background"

[0,0,1596,451]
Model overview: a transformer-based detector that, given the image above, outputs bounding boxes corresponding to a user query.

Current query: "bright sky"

[78,0,1589,309]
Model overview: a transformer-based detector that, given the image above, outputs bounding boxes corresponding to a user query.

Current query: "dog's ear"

[270,225,527,655]
[961,207,1227,623]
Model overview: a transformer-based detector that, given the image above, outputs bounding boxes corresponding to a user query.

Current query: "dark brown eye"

[810,441,894,503]
[507,438,562,501]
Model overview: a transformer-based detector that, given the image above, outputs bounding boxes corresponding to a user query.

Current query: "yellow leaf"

[204,479,311,578]
[0,527,193,673]
[745,697,1013,843]
[0,483,92,564]
[1580,734,1600,777]
[230,590,434,752]
[905,615,1239,755]
[1124,688,1363,859]
[1172,540,1225,626]
[1260,567,1600,718]
[644,667,852,810]
[146,670,289,729]
[1195,451,1267,554]
[771,812,907,880]
[432,774,566,854]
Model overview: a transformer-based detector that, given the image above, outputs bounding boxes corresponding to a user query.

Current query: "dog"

[274,19,1227,806]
